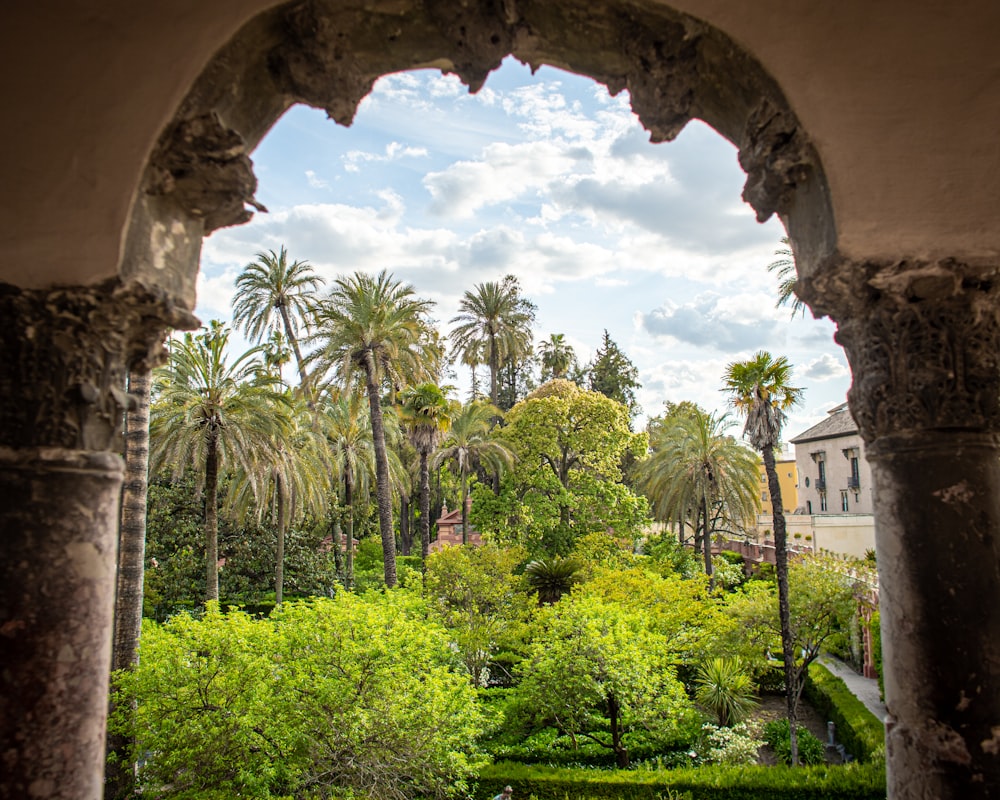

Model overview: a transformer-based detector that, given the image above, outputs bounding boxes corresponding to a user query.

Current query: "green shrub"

[475,760,886,799]
[763,718,825,765]
[695,658,758,727]
[803,663,885,764]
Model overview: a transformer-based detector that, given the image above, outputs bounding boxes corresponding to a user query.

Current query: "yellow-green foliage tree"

[424,543,534,687]
[110,594,487,800]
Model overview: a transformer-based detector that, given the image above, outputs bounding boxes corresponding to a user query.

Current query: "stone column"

[0,281,191,800]
[803,259,1000,798]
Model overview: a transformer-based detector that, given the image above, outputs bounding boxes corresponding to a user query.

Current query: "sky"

[197,57,851,441]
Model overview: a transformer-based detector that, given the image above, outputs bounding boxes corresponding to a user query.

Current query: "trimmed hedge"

[475,761,886,799]
[803,663,885,763]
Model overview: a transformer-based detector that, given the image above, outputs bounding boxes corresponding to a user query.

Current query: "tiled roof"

[789,402,858,444]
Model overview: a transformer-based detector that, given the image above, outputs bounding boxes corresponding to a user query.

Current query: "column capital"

[799,257,1000,444]
[0,280,197,452]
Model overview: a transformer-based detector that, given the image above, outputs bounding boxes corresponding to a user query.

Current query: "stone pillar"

[0,281,191,800]
[803,259,1000,798]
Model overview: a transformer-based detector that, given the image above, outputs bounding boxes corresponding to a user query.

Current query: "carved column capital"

[0,280,197,452]
[799,257,1000,444]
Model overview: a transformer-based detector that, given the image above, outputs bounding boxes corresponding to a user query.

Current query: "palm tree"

[722,351,803,763]
[539,333,576,381]
[106,366,153,800]
[635,408,759,583]
[308,271,437,587]
[150,324,289,602]
[398,383,456,560]
[766,237,806,318]
[228,395,329,605]
[232,246,324,401]
[449,276,535,408]
[317,390,377,590]
[524,557,582,604]
[432,400,514,544]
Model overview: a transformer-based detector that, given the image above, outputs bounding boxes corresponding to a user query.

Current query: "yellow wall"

[759,459,798,516]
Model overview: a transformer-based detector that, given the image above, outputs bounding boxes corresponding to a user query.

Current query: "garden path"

[819,655,887,722]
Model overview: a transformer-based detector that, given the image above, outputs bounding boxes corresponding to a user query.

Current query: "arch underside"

[127,0,834,310]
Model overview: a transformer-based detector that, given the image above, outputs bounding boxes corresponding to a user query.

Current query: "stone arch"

[124,0,834,313]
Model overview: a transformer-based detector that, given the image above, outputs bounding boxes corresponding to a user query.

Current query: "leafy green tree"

[232,246,324,401]
[538,333,577,381]
[474,380,648,555]
[766,236,806,318]
[449,275,535,409]
[586,329,641,419]
[722,350,803,762]
[725,556,857,719]
[424,543,533,687]
[110,594,487,800]
[309,270,438,587]
[150,324,289,602]
[399,383,456,560]
[634,407,759,584]
[432,400,513,544]
[513,592,696,768]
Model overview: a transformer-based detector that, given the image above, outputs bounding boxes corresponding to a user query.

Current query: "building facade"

[757,457,798,518]
[791,403,873,517]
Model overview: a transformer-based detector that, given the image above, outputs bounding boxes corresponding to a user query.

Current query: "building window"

[820,492,828,512]
[817,459,827,491]
[807,500,812,514]
[841,491,849,511]
[848,455,861,489]
[762,491,768,502]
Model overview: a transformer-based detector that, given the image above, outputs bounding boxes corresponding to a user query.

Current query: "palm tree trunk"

[460,469,469,545]
[363,351,397,587]
[275,472,287,606]
[400,492,411,556]
[701,495,714,587]
[106,367,151,800]
[278,302,311,404]
[205,432,220,603]
[419,450,431,560]
[344,471,355,591]
[763,444,798,765]
[488,328,499,407]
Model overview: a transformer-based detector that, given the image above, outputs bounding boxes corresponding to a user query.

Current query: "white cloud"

[305,170,330,189]
[637,292,785,351]
[343,141,429,172]
[802,353,850,381]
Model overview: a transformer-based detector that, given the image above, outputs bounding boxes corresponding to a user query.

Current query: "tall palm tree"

[150,324,289,602]
[539,333,576,381]
[722,351,803,763]
[398,383,456,559]
[228,395,329,604]
[308,271,437,587]
[318,390,376,590]
[449,276,535,408]
[432,400,514,544]
[106,366,153,800]
[766,237,806,318]
[635,408,759,582]
[232,246,324,401]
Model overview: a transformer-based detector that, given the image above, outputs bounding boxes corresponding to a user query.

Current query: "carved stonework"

[0,280,197,451]
[799,258,1000,443]
[147,112,265,233]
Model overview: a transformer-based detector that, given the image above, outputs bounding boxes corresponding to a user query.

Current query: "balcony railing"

[848,476,860,490]
[816,478,826,492]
